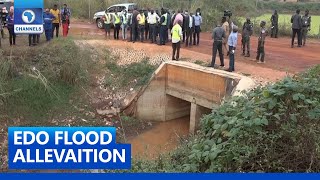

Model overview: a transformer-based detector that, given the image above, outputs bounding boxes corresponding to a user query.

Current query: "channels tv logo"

[21,10,36,24]
[14,8,43,34]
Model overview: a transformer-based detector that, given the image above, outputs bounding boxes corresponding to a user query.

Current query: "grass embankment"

[104,52,157,92]
[0,38,159,171]
[0,38,97,170]
[0,38,92,122]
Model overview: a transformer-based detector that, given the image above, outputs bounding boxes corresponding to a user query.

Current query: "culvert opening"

[165,95,191,122]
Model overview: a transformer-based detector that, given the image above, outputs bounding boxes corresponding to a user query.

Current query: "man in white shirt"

[147,9,159,43]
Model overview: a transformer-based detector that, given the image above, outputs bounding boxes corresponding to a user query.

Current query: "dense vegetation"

[258,1,320,14]
[123,65,320,172]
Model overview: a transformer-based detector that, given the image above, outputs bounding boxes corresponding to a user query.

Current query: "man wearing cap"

[210,19,226,68]
[301,10,311,46]
[256,21,268,64]
[227,25,238,72]
[147,9,159,43]
[242,17,253,57]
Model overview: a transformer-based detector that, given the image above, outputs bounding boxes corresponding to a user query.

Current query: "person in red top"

[61,4,71,37]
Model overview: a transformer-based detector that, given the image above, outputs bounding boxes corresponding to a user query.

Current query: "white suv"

[93,3,138,29]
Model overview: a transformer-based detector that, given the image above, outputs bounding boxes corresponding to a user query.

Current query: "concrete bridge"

[134,61,255,134]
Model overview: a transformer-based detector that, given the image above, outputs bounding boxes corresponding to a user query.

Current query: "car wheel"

[97,19,104,29]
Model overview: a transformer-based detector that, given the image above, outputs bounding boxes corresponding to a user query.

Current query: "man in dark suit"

[185,12,195,47]
[131,7,139,43]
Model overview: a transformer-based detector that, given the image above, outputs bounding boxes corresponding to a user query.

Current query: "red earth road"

[70,22,320,81]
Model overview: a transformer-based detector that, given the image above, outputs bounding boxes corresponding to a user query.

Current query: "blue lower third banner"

[14,8,43,34]
[8,127,131,170]
[1,173,320,180]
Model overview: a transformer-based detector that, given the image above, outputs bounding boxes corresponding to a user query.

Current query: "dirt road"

[70,22,320,82]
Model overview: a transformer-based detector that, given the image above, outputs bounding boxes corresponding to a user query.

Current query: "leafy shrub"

[183,65,320,172]
[123,65,320,173]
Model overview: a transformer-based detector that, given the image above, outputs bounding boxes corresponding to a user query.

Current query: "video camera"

[224,10,232,17]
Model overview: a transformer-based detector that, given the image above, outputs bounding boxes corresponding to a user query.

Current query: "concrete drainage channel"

[118,61,256,159]
[135,61,255,133]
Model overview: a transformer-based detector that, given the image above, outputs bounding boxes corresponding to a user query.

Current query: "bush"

[123,65,320,172]
[183,65,320,172]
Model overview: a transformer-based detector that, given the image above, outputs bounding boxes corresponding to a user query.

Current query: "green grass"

[0,38,93,121]
[104,53,157,90]
[4,77,74,121]
[240,14,320,36]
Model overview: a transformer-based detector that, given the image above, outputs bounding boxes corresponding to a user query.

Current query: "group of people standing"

[1,5,15,46]
[211,15,268,72]
[290,9,311,48]
[103,8,203,60]
[0,4,71,47]
[270,9,312,48]
[211,8,312,73]
[29,4,71,46]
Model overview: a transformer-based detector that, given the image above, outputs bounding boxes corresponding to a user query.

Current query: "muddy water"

[128,117,190,159]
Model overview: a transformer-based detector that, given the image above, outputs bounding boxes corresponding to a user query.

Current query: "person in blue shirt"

[193,11,202,45]
[6,10,15,46]
[43,8,56,41]
[227,26,238,72]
